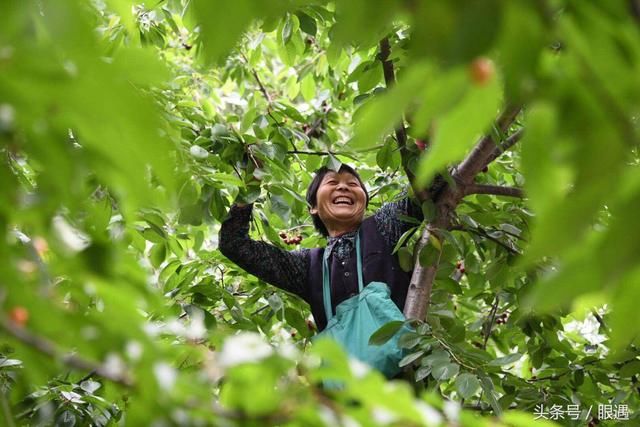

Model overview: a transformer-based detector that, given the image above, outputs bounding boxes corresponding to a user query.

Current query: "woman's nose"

[336,182,348,190]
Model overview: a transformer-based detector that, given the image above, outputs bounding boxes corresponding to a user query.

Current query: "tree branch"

[403,220,448,320]
[486,128,524,164]
[454,105,522,183]
[379,37,429,201]
[483,296,500,349]
[0,318,133,387]
[240,52,272,104]
[378,38,407,151]
[451,225,522,256]
[464,184,524,198]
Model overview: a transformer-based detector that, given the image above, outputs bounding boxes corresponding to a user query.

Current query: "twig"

[464,184,524,198]
[452,225,522,256]
[527,360,600,382]
[240,52,272,104]
[286,150,334,156]
[483,296,500,349]
[286,150,358,161]
[592,310,608,331]
[239,52,283,125]
[433,336,476,371]
[0,318,133,387]
[486,129,524,164]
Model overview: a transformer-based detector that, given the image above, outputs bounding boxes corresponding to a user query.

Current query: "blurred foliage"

[1,0,640,426]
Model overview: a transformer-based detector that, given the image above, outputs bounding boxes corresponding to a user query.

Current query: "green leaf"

[326,154,342,172]
[479,375,502,415]
[0,359,22,368]
[620,360,640,378]
[399,350,425,368]
[431,362,459,380]
[398,247,414,272]
[282,15,293,44]
[419,243,440,267]
[300,74,315,102]
[392,227,418,255]
[369,320,405,345]
[296,12,316,36]
[415,365,432,382]
[488,353,522,367]
[397,332,421,350]
[149,243,167,269]
[455,373,481,398]
[350,63,429,149]
[415,70,502,186]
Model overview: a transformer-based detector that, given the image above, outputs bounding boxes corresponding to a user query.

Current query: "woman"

[219,164,422,332]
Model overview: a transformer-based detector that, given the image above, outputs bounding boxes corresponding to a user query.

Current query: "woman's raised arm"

[218,204,310,299]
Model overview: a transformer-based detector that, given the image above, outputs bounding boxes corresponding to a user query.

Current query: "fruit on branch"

[469,57,495,86]
[281,232,302,245]
[415,139,426,151]
[9,306,29,326]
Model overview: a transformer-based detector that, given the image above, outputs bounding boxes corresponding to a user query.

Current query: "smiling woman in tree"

[219,164,422,376]
[219,164,422,331]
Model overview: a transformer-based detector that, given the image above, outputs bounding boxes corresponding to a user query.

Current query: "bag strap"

[322,230,364,321]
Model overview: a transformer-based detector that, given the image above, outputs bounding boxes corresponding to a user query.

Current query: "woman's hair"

[306,164,369,237]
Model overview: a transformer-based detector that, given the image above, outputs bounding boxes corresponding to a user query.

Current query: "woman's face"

[310,171,367,236]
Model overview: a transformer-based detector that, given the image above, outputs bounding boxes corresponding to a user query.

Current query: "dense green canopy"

[1,1,640,426]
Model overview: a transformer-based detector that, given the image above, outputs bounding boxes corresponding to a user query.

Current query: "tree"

[1,0,640,426]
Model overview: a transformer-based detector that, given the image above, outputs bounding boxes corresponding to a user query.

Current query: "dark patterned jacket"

[218,199,422,331]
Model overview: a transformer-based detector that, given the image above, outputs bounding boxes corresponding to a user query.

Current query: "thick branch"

[0,318,133,387]
[454,105,521,183]
[464,184,524,198]
[403,228,440,320]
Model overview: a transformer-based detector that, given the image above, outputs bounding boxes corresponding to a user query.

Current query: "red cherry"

[459,267,466,274]
[415,139,426,151]
[32,237,49,257]
[9,306,29,326]
[306,319,316,331]
[482,166,488,173]
[279,232,287,239]
[469,57,495,86]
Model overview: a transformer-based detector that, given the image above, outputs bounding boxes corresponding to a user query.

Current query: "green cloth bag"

[313,232,407,378]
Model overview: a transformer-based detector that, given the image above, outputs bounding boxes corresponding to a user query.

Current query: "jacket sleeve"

[218,204,309,299]
[373,194,424,249]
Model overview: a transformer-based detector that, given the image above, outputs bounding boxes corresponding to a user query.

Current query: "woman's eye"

[348,182,359,187]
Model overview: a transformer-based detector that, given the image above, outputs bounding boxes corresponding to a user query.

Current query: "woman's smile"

[310,171,367,236]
